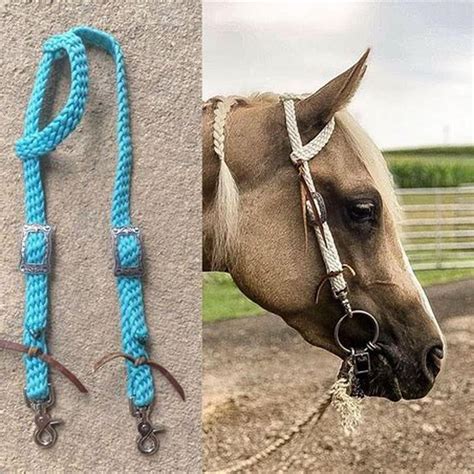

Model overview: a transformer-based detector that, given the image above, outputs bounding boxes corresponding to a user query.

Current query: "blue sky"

[203,1,473,149]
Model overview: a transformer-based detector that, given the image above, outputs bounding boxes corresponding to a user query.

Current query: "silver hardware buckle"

[20,224,53,274]
[111,226,143,277]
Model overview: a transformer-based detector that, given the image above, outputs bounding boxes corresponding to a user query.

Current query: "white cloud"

[203,1,473,148]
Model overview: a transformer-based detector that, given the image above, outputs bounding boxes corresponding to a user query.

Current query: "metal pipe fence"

[398,185,474,271]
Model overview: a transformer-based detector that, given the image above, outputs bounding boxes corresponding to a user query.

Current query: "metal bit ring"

[334,310,380,354]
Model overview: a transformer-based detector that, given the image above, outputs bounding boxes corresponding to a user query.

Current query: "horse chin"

[358,352,403,402]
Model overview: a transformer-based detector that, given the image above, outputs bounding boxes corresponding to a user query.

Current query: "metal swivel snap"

[129,402,165,455]
[24,385,62,448]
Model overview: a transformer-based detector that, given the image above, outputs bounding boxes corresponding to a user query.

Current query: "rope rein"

[207,365,361,473]
[208,388,334,474]
[9,26,183,452]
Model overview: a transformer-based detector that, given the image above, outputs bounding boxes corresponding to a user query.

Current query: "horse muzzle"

[358,339,445,401]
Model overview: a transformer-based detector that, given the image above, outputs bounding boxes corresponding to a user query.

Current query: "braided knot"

[290,148,312,164]
[16,131,57,161]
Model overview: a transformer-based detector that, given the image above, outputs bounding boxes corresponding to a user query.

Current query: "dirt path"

[203,280,474,473]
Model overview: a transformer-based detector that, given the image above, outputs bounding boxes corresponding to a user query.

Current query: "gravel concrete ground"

[204,280,474,473]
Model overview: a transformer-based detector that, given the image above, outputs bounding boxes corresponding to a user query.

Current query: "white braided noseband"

[282,98,349,304]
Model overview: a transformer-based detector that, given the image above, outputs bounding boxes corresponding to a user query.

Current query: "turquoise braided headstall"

[8,26,185,454]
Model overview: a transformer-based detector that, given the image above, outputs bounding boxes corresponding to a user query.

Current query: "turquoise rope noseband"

[14,26,182,453]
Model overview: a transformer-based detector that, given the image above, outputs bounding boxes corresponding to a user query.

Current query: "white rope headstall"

[282,97,368,436]
[282,98,351,308]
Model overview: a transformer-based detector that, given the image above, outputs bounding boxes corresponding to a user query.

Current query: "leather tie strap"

[297,162,328,246]
[315,264,357,305]
[0,339,87,394]
[93,352,185,402]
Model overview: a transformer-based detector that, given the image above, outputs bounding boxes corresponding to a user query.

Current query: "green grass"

[385,154,474,188]
[203,273,265,322]
[203,269,474,323]
[384,146,474,188]
[415,268,474,286]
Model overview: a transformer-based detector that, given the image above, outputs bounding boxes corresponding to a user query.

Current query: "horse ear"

[295,49,370,130]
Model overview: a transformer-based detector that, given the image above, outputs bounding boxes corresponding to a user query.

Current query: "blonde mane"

[210,97,240,269]
[208,95,400,270]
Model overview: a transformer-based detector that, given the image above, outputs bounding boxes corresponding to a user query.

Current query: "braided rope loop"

[16,27,154,406]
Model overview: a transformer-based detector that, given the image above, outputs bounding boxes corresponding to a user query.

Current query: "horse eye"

[348,200,376,223]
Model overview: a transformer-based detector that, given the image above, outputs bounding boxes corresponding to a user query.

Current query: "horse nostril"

[431,345,444,360]
[425,344,444,379]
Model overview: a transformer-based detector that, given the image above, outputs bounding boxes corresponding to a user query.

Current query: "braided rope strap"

[16,30,89,406]
[15,27,160,449]
[14,28,90,448]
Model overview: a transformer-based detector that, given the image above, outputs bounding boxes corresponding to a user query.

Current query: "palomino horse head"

[202,51,445,401]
